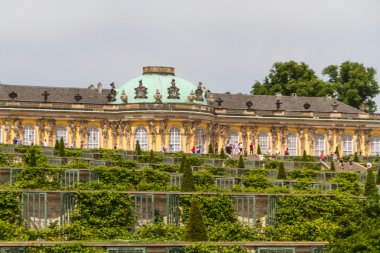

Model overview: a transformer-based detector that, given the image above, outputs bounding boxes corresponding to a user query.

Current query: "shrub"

[185,200,208,241]
[59,137,65,157]
[54,140,59,150]
[353,152,360,162]
[219,148,227,159]
[364,168,378,197]
[237,155,244,168]
[208,144,214,154]
[376,169,380,185]
[330,160,335,171]
[257,144,261,155]
[224,159,238,168]
[24,146,47,167]
[179,154,187,173]
[187,156,204,166]
[135,140,142,155]
[335,146,340,159]
[181,160,195,192]
[277,162,286,179]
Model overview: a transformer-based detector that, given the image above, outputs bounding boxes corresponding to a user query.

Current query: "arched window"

[169,127,181,152]
[135,127,148,151]
[343,135,353,155]
[23,125,35,145]
[88,127,99,149]
[228,131,239,145]
[286,133,297,156]
[371,136,380,156]
[258,132,269,154]
[198,129,205,153]
[56,126,67,144]
[315,134,325,156]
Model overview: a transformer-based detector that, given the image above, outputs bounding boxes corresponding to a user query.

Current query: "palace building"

[0,66,379,156]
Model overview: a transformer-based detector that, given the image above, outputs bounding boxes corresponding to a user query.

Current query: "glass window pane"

[258,132,269,154]
[343,135,353,155]
[23,125,35,145]
[88,127,99,149]
[315,134,325,156]
[56,126,67,144]
[135,127,148,151]
[371,136,380,156]
[169,127,181,152]
[286,133,297,156]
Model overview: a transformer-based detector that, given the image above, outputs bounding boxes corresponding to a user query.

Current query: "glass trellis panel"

[215,177,234,190]
[232,195,256,227]
[343,135,353,155]
[267,195,278,226]
[311,246,327,253]
[88,127,99,149]
[89,170,100,181]
[21,192,48,229]
[169,127,181,152]
[315,134,325,156]
[166,247,183,253]
[130,194,155,226]
[169,173,182,187]
[228,131,239,145]
[0,248,25,253]
[10,168,22,185]
[56,126,67,144]
[61,169,79,187]
[60,192,76,226]
[257,248,296,253]
[286,133,297,156]
[23,125,35,145]
[107,248,146,253]
[198,129,205,153]
[371,136,380,156]
[135,127,148,151]
[166,194,180,225]
[258,132,269,153]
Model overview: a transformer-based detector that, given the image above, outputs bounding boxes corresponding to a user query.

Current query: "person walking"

[249,143,254,155]
[348,156,353,170]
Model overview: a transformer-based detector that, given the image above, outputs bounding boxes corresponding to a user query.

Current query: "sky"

[0,0,379,107]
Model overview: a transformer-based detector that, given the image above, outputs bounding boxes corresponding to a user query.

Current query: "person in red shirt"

[191,145,196,153]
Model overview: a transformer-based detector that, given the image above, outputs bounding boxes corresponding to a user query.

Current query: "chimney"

[97,82,103,94]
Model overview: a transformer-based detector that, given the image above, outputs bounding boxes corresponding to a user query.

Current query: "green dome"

[113,66,207,105]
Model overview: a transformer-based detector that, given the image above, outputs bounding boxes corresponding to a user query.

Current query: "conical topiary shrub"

[59,137,65,157]
[353,152,359,162]
[277,162,286,179]
[54,140,59,150]
[257,144,261,155]
[181,160,195,192]
[185,200,208,241]
[135,140,142,155]
[335,146,340,160]
[364,168,378,197]
[302,150,307,161]
[179,154,187,173]
[238,155,245,168]
[219,148,227,159]
[208,144,214,154]
[376,169,380,185]
[330,160,335,171]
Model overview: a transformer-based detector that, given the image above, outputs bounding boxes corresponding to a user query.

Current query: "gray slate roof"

[210,93,362,114]
[0,83,362,114]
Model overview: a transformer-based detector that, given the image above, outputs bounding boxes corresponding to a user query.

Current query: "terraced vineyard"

[0,145,379,253]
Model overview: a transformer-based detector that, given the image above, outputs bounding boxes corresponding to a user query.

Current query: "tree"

[59,137,65,157]
[251,61,334,97]
[181,160,195,192]
[302,150,307,161]
[208,144,214,154]
[185,200,208,241]
[148,150,155,163]
[135,140,142,155]
[364,168,378,197]
[257,144,261,155]
[179,154,187,173]
[219,148,227,159]
[277,162,286,179]
[322,61,379,112]
[54,140,59,150]
[353,152,359,162]
[335,146,340,159]
[376,169,380,185]
[330,160,335,171]
[237,155,244,168]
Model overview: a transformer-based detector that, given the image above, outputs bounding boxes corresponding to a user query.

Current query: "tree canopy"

[251,61,379,112]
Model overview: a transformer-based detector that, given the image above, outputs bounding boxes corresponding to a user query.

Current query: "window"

[258,132,269,153]
[315,134,325,156]
[286,133,297,156]
[56,126,67,144]
[23,125,35,145]
[88,127,99,149]
[198,129,205,153]
[135,127,148,151]
[228,131,239,145]
[169,127,181,152]
[371,136,380,156]
[343,135,353,155]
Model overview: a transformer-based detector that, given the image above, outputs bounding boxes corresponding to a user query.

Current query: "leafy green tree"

[277,162,286,179]
[219,148,227,159]
[54,139,59,150]
[353,152,359,162]
[179,154,187,173]
[322,61,379,112]
[135,140,142,155]
[59,137,65,157]
[208,143,214,154]
[181,160,195,192]
[257,144,261,155]
[330,160,335,171]
[237,155,244,168]
[251,61,334,97]
[364,168,378,197]
[185,200,208,241]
